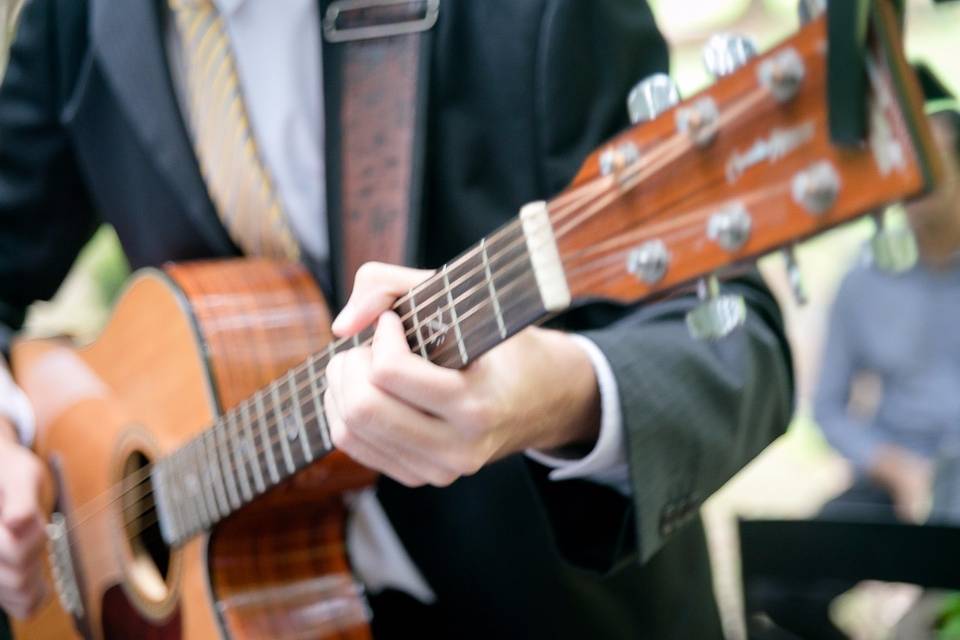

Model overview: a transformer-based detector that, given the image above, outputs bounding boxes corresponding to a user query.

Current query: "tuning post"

[870,209,918,274]
[798,0,826,24]
[686,275,747,341]
[758,48,805,102]
[627,73,681,124]
[676,97,719,147]
[783,246,808,306]
[627,239,670,284]
[708,203,752,252]
[703,33,758,78]
[792,160,840,216]
[599,142,641,177]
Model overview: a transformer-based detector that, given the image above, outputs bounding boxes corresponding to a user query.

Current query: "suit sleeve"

[533,0,795,565]
[0,0,99,350]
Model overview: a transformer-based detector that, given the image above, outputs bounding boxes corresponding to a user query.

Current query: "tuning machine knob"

[798,0,826,24]
[870,210,918,274]
[702,33,758,78]
[783,246,808,306]
[686,275,747,341]
[627,73,680,125]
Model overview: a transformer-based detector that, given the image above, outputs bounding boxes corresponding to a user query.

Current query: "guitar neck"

[151,217,552,547]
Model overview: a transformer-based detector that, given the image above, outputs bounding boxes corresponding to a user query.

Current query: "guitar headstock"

[550,0,940,337]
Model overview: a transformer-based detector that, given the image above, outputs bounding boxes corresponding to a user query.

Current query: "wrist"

[527,329,601,452]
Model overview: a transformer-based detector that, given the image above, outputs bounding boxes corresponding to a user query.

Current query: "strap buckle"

[323,0,440,43]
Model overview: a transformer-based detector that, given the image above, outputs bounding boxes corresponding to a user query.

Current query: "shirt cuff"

[525,334,631,495]
[0,363,35,447]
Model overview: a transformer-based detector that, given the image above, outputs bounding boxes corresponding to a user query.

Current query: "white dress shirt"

[3,0,632,605]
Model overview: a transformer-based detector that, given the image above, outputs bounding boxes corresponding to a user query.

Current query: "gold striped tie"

[169,0,300,261]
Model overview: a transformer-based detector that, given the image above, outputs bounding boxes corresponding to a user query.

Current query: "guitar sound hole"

[121,451,171,602]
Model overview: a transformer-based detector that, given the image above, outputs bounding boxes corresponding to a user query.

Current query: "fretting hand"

[324,262,601,487]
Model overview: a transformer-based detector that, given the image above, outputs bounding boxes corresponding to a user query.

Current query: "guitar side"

[11,259,373,640]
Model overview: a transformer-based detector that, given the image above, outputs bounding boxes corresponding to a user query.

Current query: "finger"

[326,346,466,485]
[369,312,468,417]
[0,466,44,537]
[0,522,46,571]
[323,388,425,487]
[0,561,47,611]
[332,263,433,337]
[0,576,47,620]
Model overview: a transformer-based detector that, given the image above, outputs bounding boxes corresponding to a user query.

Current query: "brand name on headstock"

[726,121,816,183]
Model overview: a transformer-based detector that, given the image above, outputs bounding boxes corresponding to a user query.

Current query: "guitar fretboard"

[152,221,547,547]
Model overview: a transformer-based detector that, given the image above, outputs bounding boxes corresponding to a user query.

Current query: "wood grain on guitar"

[9,3,939,638]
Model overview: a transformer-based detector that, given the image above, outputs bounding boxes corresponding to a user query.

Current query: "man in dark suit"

[0,0,793,637]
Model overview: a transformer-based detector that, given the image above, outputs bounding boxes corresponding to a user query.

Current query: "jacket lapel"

[89,0,234,254]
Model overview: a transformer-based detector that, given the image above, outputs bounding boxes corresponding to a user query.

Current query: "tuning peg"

[627,73,680,125]
[798,0,826,24]
[686,275,747,341]
[783,246,808,306]
[702,33,758,79]
[870,211,918,274]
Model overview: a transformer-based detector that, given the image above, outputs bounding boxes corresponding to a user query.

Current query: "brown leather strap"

[323,0,438,298]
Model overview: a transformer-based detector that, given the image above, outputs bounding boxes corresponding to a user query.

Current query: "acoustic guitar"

[9,3,941,638]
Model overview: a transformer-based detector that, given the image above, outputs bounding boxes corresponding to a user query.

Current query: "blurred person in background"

[817,77,960,528]
[754,67,960,640]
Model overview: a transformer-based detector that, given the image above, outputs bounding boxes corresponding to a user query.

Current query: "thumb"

[332,263,433,337]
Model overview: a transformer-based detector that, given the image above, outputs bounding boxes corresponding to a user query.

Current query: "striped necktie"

[168,0,300,261]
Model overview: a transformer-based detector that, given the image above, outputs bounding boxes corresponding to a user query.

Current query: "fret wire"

[215,414,242,509]
[270,383,296,474]
[150,234,542,536]
[240,401,267,493]
[185,441,211,529]
[481,237,507,339]
[195,438,218,524]
[154,221,540,526]
[254,392,281,484]
[165,457,187,539]
[442,264,469,365]
[195,436,220,522]
[406,288,429,358]
[202,427,229,517]
[289,369,314,462]
[306,355,332,451]
[429,269,546,369]
[80,206,568,544]
[228,410,253,501]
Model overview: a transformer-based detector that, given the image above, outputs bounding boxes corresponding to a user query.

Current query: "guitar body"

[10,260,374,640]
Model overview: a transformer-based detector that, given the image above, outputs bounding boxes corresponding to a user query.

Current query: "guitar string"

[60,218,534,529]
[107,182,707,536]
[68,242,549,539]
[115,283,550,543]
[115,165,765,540]
[66,127,719,541]
[58,160,624,529]
[61,81,778,543]
[59,90,703,529]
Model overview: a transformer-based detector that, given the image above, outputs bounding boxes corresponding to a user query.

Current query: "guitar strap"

[322,0,439,301]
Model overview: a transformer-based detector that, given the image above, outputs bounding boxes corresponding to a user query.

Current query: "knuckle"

[344,387,379,427]
[368,358,400,390]
[428,470,459,488]
[459,398,492,432]
[354,262,385,287]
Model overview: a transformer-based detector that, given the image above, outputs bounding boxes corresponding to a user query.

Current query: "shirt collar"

[213,0,246,17]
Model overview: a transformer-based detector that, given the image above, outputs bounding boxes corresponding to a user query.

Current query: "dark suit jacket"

[0,0,794,637]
